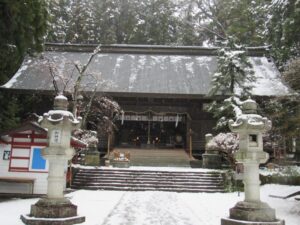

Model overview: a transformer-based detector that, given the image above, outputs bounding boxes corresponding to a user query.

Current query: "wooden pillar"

[107,134,111,156]
[147,112,151,144]
[189,128,192,158]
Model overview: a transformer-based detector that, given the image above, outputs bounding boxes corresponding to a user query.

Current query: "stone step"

[71,184,224,193]
[72,179,223,186]
[71,167,226,193]
[73,176,222,183]
[73,179,223,187]
[78,169,220,177]
[75,172,222,179]
[73,185,225,193]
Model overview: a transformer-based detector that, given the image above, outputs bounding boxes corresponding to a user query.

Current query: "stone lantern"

[221,99,284,225]
[21,95,85,225]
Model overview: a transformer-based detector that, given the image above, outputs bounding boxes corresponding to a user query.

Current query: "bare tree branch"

[72,44,102,117]
[81,82,99,129]
[62,67,76,93]
[46,58,59,95]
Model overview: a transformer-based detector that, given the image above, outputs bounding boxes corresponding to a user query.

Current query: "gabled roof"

[0,121,87,148]
[1,43,291,97]
[0,121,46,137]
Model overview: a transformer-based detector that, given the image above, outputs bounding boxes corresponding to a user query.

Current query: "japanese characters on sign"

[50,129,62,144]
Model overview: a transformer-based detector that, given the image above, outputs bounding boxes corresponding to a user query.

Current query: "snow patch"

[186,61,194,78]
[55,95,68,100]
[72,164,223,172]
[250,57,291,96]
[1,185,299,225]
[170,56,190,64]
[3,65,28,88]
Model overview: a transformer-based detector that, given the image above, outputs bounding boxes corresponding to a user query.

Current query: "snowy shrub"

[211,133,239,152]
[279,166,300,177]
[210,133,239,168]
[73,129,99,147]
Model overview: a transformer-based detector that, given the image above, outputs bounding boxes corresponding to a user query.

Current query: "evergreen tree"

[65,0,96,43]
[0,0,48,82]
[47,0,71,43]
[92,0,120,44]
[206,37,255,132]
[0,0,48,130]
[260,97,300,150]
[283,58,300,93]
[0,93,20,130]
[47,0,181,45]
[128,0,179,45]
[104,0,139,44]
[206,96,242,132]
[177,0,204,46]
[267,0,300,67]
[191,0,269,46]
[209,37,255,96]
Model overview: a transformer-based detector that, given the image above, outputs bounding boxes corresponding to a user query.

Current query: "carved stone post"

[221,99,284,225]
[21,95,85,225]
[202,133,222,169]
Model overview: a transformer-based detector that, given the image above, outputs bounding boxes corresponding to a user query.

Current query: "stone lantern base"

[221,201,285,225]
[85,150,100,166]
[202,153,222,169]
[20,198,85,225]
[221,218,285,225]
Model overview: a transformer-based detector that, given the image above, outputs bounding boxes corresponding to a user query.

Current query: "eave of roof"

[0,121,47,137]
[0,121,88,148]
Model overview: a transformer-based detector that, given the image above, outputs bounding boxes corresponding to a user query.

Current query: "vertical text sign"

[51,129,62,144]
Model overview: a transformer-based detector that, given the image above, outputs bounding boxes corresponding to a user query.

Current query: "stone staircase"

[71,168,225,193]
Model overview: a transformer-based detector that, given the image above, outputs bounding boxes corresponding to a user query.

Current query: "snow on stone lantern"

[21,95,85,225]
[221,99,284,225]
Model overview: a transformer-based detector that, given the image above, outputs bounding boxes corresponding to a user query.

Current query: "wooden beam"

[11,133,47,139]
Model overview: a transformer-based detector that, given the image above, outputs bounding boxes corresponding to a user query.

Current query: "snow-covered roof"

[1,43,291,97]
[0,121,47,137]
[0,121,87,148]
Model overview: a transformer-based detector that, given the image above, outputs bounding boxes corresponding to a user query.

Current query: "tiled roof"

[1,43,291,97]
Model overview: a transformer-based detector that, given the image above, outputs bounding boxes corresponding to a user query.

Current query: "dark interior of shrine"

[115,119,186,149]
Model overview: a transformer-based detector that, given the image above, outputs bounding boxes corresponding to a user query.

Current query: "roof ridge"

[45,43,269,57]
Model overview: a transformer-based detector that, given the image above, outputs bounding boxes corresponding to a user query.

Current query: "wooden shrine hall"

[1,43,290,157]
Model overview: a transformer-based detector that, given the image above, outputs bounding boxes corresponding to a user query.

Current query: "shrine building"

[0,43,290,157]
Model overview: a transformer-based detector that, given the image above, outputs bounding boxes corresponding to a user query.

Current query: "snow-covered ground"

[0,184,299,225]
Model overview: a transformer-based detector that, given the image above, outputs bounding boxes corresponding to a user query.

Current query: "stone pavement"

[101,191,204,225]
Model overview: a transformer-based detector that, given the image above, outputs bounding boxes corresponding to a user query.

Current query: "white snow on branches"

[73,129,98,147]
[210,133,239,153]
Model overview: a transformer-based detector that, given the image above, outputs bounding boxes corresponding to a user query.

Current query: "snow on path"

[0,184,299,225]
[101,191,202,225]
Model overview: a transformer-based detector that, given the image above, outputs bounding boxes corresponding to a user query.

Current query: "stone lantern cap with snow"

[228,98,271,164]
[41,95,81,159]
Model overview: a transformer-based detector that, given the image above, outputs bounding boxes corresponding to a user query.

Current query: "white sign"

[51,129,62,144]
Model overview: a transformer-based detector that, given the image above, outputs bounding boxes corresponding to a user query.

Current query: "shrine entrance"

[116,112,187,149]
